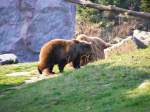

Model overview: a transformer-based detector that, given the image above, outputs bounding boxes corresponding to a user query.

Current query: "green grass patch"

[0,62,37,92]
[0,47,150,112]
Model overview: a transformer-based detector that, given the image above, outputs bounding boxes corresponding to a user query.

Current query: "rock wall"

[0,0,76,62]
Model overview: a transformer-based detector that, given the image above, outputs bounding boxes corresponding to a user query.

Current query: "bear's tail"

[38,66,42,74]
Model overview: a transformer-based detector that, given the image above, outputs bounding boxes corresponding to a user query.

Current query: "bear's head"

[73,40,92,56]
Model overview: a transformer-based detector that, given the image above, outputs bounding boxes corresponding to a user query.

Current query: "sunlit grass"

[0,62,37,92]
[126,80,150,98]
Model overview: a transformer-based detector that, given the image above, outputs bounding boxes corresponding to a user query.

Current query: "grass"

[0,46,150,112]
[0,62,63,92]
[0,62,37,92]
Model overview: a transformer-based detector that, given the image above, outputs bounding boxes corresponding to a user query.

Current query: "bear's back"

[39,39,74,64]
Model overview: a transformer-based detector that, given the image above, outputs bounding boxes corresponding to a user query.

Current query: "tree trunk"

[66,0,150,19]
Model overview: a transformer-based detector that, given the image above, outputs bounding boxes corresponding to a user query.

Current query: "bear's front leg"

[58,60,67,73]
[43,66,55,75]
[58,64,65,73]
[73,57,81,69]
[42,68,51,75]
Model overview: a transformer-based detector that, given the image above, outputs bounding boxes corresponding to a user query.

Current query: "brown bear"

[37,39,91,75]
[76,34,111,65]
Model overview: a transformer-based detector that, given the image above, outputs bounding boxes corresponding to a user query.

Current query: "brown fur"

[38,39,91,75]
[76,34,111,65]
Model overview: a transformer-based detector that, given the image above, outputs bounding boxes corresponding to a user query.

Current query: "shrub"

[141,0,150,12]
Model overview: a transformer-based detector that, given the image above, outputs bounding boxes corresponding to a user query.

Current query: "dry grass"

[76,20,100,37]
[76,18,144,42]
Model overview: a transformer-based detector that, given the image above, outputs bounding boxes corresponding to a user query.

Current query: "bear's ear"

[73,39,80,44]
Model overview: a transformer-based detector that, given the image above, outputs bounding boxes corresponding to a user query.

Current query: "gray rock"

[0,0,76,62]
[0,53,19,65]
[104,36,137,59]
[133,30,150,48]
[110,37,123,44]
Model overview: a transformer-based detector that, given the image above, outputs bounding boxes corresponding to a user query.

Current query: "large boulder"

[0,53,18,65]
[104,30,150,59]
[104,36,137,59]
[0,0,76,62]
[133,30,150,48]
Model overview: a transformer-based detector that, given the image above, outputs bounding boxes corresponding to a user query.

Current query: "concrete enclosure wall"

[0,0,76,62]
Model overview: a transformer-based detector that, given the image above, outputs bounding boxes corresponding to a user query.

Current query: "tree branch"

[66,0,150,19]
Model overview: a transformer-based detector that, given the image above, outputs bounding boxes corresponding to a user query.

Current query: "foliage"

[77,0,142,28]
[0,46,150,112]
[77,5,103,23]
[90,0,141,10]
[91,0,129,9]
[141,0,150,12]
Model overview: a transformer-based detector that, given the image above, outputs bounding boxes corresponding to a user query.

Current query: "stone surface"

[110,37,123,44]
[104,30,150,58]
[0,0,76,62]
[0,53,18,65]
[25,74,62,84]
[133,30,150,48]
[138,80,150,89]
[6,72,30,77]
[104,36,137,59]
